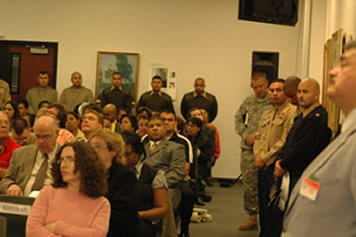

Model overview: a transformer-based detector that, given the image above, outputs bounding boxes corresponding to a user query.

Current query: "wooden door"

[0,41,58,101]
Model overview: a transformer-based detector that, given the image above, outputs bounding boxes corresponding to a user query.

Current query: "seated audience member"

[88,129,139,237]
[0,79,10,108]
[137,116,149,138]
[136,106,152,120]
[16,98,29,117]
[81,109,104,140]
[121,131,168,237]
[26,142,110,236]
[176,116,186,135]
[160,110,195,237]
[0,112,21,180]
[22,114,33,130]
[117,108,128,122]
[38,100,50,110]
[10,118,37,146]
[103,103,120,133]
[0,116,59,195]
[120,114,138,133]
[3,101,20,126]
[200,108,220,164]
[188,108,215,185]
[143,116,185,209]
[189,108,215,147]
[103,116,112,130]
[65,111,85,141]
[45,104,74,145]
[187,117,215,195]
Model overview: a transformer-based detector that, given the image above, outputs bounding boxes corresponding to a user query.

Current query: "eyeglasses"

[0,120,9,126]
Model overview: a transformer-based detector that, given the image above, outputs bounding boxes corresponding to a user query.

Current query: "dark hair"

[148,115,164,124]
[12,118,29,135]
[136,106,152,118]
[52,142,108,197]
[48,104,67,128]
[16,98,29,109]
[188,107,201,119]
[160,109,176,120]
[176,116,186,134]
[120,131,146,160]
[270,78,285,85]
[39,71,49,76]
[120,114,138,131]
[3,101,20,120]
[112,71,122,77]
[67,111,79,120]
[152,75,162,81]
[188,117,203,128]
[38,100,50,109]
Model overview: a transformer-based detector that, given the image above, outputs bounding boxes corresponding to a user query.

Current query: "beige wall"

[0,0,302,178]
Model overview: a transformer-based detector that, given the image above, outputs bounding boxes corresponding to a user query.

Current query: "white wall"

[326,0,356,38]
[0,0,301,178]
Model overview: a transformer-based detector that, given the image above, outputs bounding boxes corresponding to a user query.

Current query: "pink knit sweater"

[26,186,110,237]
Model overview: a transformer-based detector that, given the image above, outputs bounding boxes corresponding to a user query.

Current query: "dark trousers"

[258,164,282,237]
[178,181,195,234]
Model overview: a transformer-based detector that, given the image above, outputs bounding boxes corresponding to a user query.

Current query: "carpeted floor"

[189,181,259,237]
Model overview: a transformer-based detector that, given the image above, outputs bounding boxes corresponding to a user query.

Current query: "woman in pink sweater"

[26,141,110,237]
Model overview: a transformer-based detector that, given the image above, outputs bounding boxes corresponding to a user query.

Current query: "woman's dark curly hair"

[51,141,108,198]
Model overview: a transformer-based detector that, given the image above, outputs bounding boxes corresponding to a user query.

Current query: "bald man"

[59,71,95,111]
[103,103,120,133]
[272,78,331,235]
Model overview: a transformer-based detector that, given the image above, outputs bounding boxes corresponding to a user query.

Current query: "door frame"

[0,40,58,93]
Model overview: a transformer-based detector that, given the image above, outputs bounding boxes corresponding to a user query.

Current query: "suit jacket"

[282,108,356,237]
[0,145,38,193]
[143,138,185,188]
[277,104,331,176]
[106,163,138,237]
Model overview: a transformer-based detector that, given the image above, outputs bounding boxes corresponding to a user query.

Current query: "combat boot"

[238,214,258,231]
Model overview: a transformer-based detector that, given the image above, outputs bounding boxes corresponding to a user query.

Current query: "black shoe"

[200,194,212,202]
[179,232,190,237]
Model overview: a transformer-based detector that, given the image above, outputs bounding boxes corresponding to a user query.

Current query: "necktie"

[32,154,48,191]
[149,142,158,154]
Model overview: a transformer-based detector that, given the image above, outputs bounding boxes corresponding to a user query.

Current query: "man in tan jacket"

[253,79,295,237]
[0,79,11,108]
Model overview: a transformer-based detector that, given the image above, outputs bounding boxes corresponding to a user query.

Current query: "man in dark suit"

[273,78,331,236]
[0,116,59,196]
[143,116,185,209]
[274,78,331,191]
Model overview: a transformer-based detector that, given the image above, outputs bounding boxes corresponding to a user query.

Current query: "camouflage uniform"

[235,94,271,214]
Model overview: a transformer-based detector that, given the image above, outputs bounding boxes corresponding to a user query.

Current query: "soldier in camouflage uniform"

[235,72,271,231]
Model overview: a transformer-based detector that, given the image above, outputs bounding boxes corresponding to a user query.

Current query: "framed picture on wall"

[95,51,139,101]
